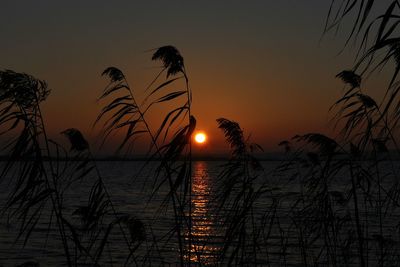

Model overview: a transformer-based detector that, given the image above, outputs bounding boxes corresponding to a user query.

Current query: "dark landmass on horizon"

[0,151,398,162]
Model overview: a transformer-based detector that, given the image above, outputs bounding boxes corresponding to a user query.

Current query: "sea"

[0,160,399,266]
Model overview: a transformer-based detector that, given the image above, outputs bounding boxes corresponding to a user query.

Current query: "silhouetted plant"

[95,45,196,266]
[0,70,146,266]
[0,70,76,265]
[214,118,267,266]
[5,3,400,263]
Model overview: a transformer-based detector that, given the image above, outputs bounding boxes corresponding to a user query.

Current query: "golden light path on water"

[184,161,221,265]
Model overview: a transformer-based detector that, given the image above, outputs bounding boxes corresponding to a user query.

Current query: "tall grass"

[95,46,196,266]
[0,70,147,266]
[2,2,400,265]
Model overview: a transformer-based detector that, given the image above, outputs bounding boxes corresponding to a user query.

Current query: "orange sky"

[0,1,392,155]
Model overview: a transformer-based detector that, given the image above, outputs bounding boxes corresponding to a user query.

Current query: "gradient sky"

[0,1,392,155]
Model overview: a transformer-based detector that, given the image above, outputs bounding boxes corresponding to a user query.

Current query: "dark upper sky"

[0,1,392,155]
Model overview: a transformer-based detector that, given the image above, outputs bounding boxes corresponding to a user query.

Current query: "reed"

[3,2,400,265]
[95,46,195,266]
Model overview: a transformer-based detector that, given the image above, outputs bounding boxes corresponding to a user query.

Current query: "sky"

[0,1,392,156]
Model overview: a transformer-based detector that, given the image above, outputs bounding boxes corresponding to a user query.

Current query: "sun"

[194,132,207,144]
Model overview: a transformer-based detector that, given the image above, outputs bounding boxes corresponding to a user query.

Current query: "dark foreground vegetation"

[2,1,400,266]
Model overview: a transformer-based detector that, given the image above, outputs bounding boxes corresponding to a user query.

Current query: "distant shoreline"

[0,153,399,162]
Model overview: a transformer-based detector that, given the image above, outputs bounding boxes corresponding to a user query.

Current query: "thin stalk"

[124,71,192,266]
[86,150,138,267]
[372,145,384,267]
[349,162,366,267]
[183,70,193,266]
[29,101,73,267]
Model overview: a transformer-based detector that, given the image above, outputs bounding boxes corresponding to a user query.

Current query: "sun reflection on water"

[184,161,221,265]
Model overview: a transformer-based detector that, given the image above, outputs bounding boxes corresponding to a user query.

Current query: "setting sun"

[194,132,207,144]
